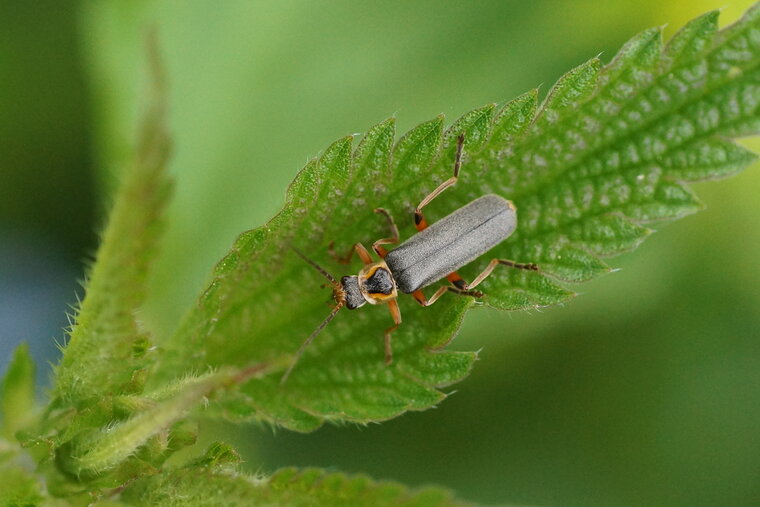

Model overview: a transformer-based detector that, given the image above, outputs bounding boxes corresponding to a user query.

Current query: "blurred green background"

[2,0,759,505]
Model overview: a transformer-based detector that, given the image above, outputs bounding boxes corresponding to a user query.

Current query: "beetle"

[282,135,538,383]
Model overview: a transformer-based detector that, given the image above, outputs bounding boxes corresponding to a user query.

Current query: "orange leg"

[372,208,399,258]
[414,134,465,231]
[446,271,468,290]
[412,285,483,307]
[465,259,539,290]
[384,299,402,364]
[330,209,399,262]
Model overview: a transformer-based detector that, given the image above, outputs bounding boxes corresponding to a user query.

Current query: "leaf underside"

[150,6,760,432]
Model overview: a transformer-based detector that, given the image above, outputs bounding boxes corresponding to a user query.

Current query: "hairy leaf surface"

[121,463,465,506]
[53,35,172,405]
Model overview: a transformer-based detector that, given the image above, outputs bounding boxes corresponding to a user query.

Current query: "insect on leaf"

[154,5,760,431]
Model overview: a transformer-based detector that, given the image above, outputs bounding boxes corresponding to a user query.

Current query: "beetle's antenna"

[280,301,344,384]
[292,247,339,287]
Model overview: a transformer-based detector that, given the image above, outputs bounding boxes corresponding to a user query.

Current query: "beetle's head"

[339,275,366,309]
[284,249,400,384]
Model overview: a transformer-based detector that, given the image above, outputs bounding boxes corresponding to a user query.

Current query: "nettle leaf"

[56,364,268,480]
[53,34,172,406]
[0,467,44,506]
[154,5,759,432]
[20,36,256,499]
[120,463,464,506]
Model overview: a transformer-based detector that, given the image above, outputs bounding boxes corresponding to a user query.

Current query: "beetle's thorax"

[357,261,398,305]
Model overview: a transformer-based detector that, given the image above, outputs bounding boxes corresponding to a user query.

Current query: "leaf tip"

[1,343,37,437]
[380,115,397,127]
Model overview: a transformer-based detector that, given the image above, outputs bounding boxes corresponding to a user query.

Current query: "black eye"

[365,268,394,295]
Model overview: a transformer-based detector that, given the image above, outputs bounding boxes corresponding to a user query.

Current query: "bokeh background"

[1,0,759,505]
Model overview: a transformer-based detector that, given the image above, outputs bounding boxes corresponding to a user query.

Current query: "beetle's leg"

[327,241,353,264]
[372,208,400,258]
[412,287,449,306]
[328,242,374,265]
[353,243,374,265]
[384,299,402,365]
[414,134,465,231]
[465,258,540,290]
[446,271,468,290]
[412,285,483,307]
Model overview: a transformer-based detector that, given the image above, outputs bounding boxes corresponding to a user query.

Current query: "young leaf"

[58,364,267,478]
[27,35,182,497]
[53,32,171,405]
[120,464,465,506]
[154,5,759,432]
[1,343,36,439]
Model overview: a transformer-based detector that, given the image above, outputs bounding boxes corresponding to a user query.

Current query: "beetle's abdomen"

[385,194,517,293]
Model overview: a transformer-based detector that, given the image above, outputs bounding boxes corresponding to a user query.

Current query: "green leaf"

[58,364,267,478]
[665,11,719,63]
[147,5,760,432]
[1,343,36,439]
[564,215,652,256]
[537,57,600,127]
[53,32,172,405]
[444,103,496,154]
[662,138,757,181]
[0,466,44,506]
[604,27,662,81]
[487,90,538,148]
[392,115,444,187]
[28,36,191,494]
[121,464,465,506]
